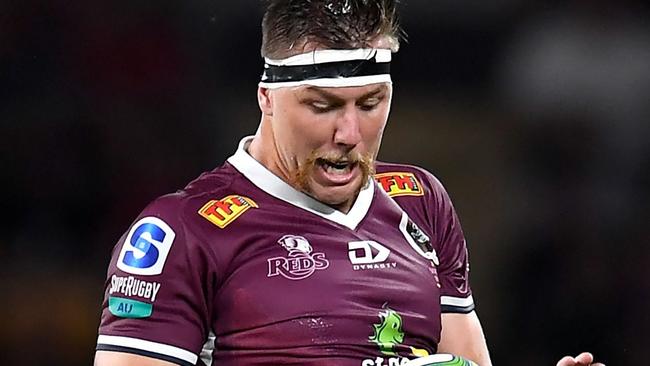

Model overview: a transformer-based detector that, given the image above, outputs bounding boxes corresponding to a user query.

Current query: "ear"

[257,86,273,116]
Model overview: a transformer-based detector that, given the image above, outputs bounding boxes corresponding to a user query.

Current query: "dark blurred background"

[1,0,648,365]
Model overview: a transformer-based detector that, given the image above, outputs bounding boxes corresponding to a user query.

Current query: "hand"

[556,352,605,366]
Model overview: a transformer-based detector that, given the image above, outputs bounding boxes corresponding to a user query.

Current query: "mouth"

[319,158,354,173]
[315,158,358,184]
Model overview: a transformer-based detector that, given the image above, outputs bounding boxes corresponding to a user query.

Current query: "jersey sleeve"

[96,194,215,366]
[424,173,475,314]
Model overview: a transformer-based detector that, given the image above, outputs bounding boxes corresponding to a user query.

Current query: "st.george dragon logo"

[364,304,431,366]
[267,235,329,281]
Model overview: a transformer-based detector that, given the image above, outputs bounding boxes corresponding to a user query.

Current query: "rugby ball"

[404,353,479,366]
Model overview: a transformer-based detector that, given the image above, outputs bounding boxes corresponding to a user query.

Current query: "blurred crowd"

[1,1,648,365]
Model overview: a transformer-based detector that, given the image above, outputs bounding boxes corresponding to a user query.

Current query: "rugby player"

[94,1,603,365]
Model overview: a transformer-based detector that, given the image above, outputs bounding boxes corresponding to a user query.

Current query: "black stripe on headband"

[261,56,391,83]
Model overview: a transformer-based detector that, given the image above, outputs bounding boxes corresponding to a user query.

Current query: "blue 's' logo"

[122,223,165,269]
[117,217,175,276]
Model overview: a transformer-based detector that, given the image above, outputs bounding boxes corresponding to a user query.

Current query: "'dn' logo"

[374,172,424,197]
[117,216,175,276]
[198,195,258,229]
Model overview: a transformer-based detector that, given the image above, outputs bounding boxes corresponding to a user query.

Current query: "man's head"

[261,0,401,59]
[250,0,402,213]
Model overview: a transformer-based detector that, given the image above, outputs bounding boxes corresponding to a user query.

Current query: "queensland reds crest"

[267,235,329,280]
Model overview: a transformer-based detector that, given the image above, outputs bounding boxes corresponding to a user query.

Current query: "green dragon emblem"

[369,305,405,355]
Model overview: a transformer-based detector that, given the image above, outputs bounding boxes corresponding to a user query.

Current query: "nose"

[333,106,362,148]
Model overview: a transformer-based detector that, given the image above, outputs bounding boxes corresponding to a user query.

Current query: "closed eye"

[303,99,341,113]
[357,96,384,111]
[359,103,378,111]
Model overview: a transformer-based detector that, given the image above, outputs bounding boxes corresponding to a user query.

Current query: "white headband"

[259,48,392,89]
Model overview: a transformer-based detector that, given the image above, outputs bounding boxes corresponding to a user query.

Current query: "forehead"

[293,82,392,99]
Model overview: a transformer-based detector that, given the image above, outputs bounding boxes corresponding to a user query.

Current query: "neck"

[328,193,357,214]
[248,118,294,184]
[247,119,359,214]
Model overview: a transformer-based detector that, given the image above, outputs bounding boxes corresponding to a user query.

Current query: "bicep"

[94,351,178,366]
[438,311,492,366]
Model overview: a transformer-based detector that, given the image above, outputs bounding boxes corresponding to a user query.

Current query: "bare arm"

[556,352,605,366]
[437,311,492,366]
[94,351,178,366]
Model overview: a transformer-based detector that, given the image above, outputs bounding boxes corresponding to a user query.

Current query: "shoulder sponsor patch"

[198,195,258,229]
[374,172,425,197]
[116,216,175,276]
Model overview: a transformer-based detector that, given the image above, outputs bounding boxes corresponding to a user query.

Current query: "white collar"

[226,136,374,230]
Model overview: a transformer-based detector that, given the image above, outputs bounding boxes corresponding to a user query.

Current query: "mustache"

[313,151,368,164]
[293,150,376,190]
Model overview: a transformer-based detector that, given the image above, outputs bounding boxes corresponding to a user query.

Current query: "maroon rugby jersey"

[96,137,474,366]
